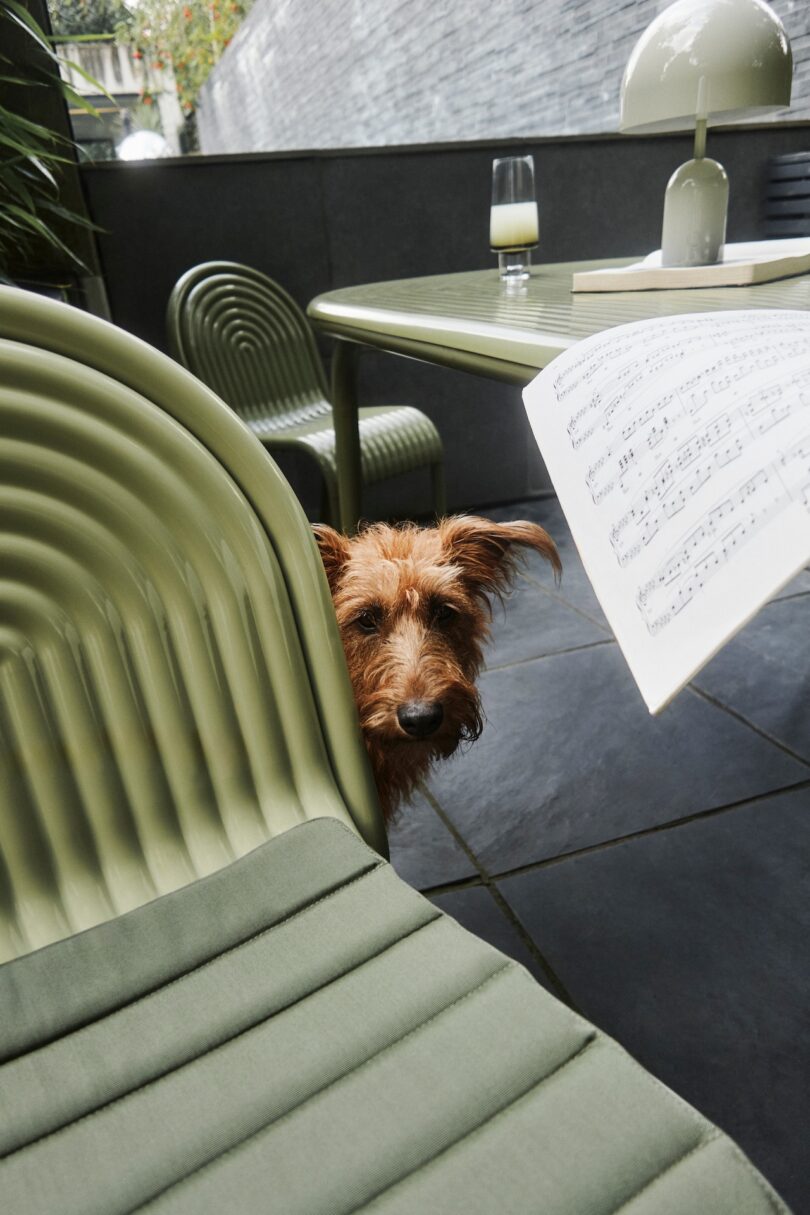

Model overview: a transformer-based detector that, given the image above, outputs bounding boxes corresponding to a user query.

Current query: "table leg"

[330,340,363,535]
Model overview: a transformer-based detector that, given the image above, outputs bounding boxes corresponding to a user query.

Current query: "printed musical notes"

[635,468,781,634]
[523,309,810,713]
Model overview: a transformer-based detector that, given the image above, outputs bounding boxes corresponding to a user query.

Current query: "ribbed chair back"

[168,261,446,529]
[0,286,385,962]
[167,262,332,432]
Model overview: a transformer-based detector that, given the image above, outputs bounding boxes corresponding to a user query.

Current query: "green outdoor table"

[307,258,810,532]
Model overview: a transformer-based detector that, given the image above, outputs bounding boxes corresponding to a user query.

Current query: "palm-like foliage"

[0,0,103,276]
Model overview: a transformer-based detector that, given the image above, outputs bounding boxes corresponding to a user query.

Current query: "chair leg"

[318,482,335,528]
[331,343,363,535]
[431,459,447,520]
[320,468,342,530]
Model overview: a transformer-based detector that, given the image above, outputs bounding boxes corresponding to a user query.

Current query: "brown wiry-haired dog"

[315,516,560,822]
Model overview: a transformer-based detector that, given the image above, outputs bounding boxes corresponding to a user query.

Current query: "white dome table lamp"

[620,0,792,267]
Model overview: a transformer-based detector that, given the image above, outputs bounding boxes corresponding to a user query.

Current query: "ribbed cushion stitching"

[722,1142,788,1215]
[591,1035,790,1215]
[607,1132,723,1214]
[597,1035,709,1137]
[127,962,515,1213]
[0,817,791,1215]
[0,820,386,1063]
[349,1031,601,1213]
[0,907,445,1162]
[609,1130,787,1215]
[0,854,383,1067]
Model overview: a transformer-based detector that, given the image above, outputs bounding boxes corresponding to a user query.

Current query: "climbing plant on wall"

[124,0,253,114]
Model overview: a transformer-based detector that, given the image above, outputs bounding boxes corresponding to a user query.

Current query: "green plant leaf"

[38,199,101,232]
[0,130,70,165]
[27,154,59,189]
[0,104,59,143]
[0,168,35,209]
[1,209,28,231]
[2,0,55,57]
[59,82,102,118]
[50,33,116,43]
[59,57,116,106]
[4,202,88,267]
[0,129,48,158]
[16,161,64,186]
[0,73,46,86]
[0,0,118,273]
[5,203,61,239]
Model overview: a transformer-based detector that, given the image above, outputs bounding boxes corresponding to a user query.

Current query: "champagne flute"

[490,154,539,283]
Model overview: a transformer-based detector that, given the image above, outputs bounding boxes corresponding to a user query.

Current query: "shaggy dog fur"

[315,516,560,822]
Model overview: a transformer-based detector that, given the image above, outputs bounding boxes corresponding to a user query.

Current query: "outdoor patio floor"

[387,493,810,1214]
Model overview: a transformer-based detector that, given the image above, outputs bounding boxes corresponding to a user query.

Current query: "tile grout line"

[520,571,613,633]
[686,683,810,769]
[415,781,582,1013]
[479,776,810,887]
[489,588,810,757]
[415,499,810,1037]
[485,636,615,674]
[419,873,488,898]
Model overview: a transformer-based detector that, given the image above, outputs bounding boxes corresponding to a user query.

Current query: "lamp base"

[661,157,729,267]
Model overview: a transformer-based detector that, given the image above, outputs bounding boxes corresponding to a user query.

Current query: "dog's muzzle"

[396,699,444,739]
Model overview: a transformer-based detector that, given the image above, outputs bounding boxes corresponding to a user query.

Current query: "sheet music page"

[523,310,810,713]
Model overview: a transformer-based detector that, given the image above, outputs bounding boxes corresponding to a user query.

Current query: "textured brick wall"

[197,0,810,154]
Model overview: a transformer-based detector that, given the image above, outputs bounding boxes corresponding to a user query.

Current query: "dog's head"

[315,517,560,767]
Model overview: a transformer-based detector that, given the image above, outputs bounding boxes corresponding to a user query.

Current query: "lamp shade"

[620,0,792,133]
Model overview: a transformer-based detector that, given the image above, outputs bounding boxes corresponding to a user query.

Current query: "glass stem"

[498,249,531,281]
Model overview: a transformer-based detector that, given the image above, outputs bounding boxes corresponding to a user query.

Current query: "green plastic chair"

[166,261,446,527]
[0,283,385,962]
[0,288,792,1214]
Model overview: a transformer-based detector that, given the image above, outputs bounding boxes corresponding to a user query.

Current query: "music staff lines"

[566,334,807,452]
[553,312,783,402]
[606,370,810,566]
[635,435,810,635]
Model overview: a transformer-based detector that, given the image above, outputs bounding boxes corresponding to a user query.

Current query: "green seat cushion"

[0,818,790,1214]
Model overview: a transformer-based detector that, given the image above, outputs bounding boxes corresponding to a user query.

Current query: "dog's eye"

[432,601,456,625]
[355,608,380,634]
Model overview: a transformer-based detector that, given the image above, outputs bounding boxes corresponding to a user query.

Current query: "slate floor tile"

[424,643,808,874]
[484,496,609,628]
[773,570,810,599]
[484,571,608,670]
[489,496,810,620]
[496,788,810,1214]
[694,594,810,761]
[427,883,554,992]
[387,788,475,890]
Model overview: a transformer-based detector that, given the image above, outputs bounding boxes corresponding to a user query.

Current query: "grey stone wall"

[197,0,810,154]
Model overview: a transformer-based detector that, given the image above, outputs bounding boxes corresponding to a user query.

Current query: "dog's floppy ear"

[313,524,351,592]
[438,515,561,598]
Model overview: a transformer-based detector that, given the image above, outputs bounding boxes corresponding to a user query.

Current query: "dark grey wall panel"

[321,146,494,285]
[82,125,810,516]
[85,156,329,355]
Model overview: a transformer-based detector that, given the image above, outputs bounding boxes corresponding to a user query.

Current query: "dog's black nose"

[397,700,444,739]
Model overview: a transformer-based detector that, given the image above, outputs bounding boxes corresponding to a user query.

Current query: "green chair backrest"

[0,286,386,963]
[167,262,331,428]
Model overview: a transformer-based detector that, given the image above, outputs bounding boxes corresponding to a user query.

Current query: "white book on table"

[571,238,810,292]
[522,309,810,713]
